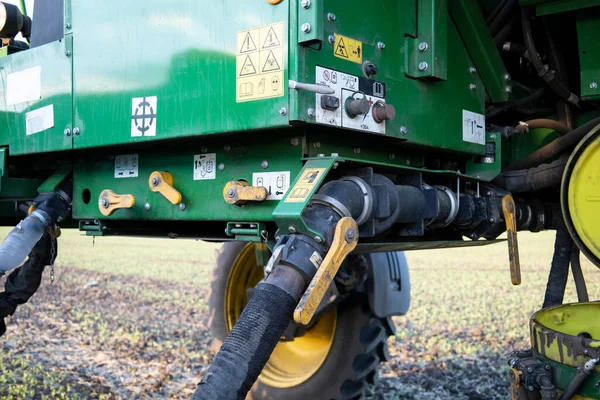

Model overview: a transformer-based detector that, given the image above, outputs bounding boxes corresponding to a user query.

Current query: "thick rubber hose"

[0,210,52,273]
[542,220,573,309]
[193,281,298,400]
[498,158,566,193]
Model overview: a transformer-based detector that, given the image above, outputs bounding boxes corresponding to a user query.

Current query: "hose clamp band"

[310,194,352,219]
[340,176,373,226]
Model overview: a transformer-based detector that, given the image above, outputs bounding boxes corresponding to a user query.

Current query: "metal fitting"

[418,42,428,52]
[301,0,311,9]
[469,83,477,91]
[469,66,477,74]
[261,160,269,169]
[291,138,300,146]
[64,128,72,137]
[227,188,235,198]
[179,203,186,211]
[590,82,598,90]
[73,127,81,136]
[400,126,408,135]
[218,163,225,171]
[151,177,160,187]
[505,86,513,94]
[279,107,287,116]
[377,41,386,50]
[289,226,297,234]
[328,35,336,44]
[344,228,356,243]
[301,23,311,33]
[100,198,109,209]
[144,203,151,211]
[327,13,336,22]
[418,62,428,72]
[65,50,71,57]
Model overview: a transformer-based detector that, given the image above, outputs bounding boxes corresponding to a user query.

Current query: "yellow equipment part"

[563,125,600,265]
[223,180,268,205]
[224,243,337,389]
[98,189,135,216]
[149,171,182,205]
[502,195,521,285]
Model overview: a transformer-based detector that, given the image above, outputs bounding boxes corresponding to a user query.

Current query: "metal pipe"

[504,117,600,171]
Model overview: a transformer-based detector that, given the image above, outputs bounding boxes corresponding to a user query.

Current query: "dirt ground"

[1,229,598,399]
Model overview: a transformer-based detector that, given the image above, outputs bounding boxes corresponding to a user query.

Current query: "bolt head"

[354,148,361,154]
[144,203,151,211]
[224,144,231,151]
[314,142,321,148]
[327,13,336,22]
[400,126,408,135]
[100,198,109,208]
[200,147,208,153]
[328,35,336,44]
[505,86,513,94]
[418,42,428,52]
[469,83,477,91]
[279,107,287,116]
[307,108,316,118]
[301,23,311,33]
[489,218,496,223]
[64,128,72,137]
[345,228,356,243]
[469,66,477,74]
[490,133,497,140]
[590,82,598,90]
[179,203,186,211]
[218,163,225,171]
[291,138,300,146]
[545,364,551,371]
[152,177,160,187]
[73,127,80,135]
[389,153,396,160]
[528,386,534,392]
[314,236,323,243]
[65,23,71,29]
[527,367,533,373]
[504,73,512,81]
[289,226,297,234]
[227,188,235,198]
[261,160,269,169]
[301,0,311,9]
[65,50,71,57]
[377,41,386,50]
[418,61,429,72]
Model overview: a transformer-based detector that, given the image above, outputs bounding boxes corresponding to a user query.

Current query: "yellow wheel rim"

[567,130,600,261]
[224,243,337,388]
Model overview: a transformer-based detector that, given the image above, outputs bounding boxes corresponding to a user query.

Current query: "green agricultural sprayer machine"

[1,0,600,398]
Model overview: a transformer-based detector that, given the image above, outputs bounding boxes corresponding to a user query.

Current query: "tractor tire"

[208,241,394,400]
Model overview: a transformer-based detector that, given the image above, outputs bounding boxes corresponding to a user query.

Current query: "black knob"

[345,96,370,118]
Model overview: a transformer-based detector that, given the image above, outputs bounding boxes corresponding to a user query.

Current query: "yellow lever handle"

[149,171,182,205]
[502,194,521,285]
[98,189,135,216]
[223,181,268,205]
[294,217,359,325]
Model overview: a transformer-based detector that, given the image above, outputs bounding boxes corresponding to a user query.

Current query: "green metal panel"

[71,0,290,149]
[577,8,600,100]
[72,135,303,222]
[405,0,448,80]
[0,38,73,155]
[296,0,487,155]
[449,0,510,103]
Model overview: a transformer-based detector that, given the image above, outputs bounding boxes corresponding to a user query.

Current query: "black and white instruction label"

[315,66,387,134]
[194,153,216,180]
[114,154,139,178]
[462,110,485,145]
[252,171,290,200]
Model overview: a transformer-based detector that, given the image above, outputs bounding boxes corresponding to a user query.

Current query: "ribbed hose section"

[542,219,573,309]
[193,281,298,400]
[0,210,52,273]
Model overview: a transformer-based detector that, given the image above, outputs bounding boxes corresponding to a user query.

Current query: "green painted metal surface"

[537,356,600,398]
[73,135,303,222]
[406,0,448,80]
[449,0,510,103]
[520,0,600,15]
[0,38,73,155]
[577,8,600,100]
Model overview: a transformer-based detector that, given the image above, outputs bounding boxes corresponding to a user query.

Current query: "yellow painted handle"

[502,195,521,285]
[149,171,182,205]
[294,217,359,325]
[223,181,268,205]
[98,189,135,216]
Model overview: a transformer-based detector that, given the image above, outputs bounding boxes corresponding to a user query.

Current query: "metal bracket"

[225,222,268,242]
[405,0,448,80]
[272,157,338,241]
[37,164,73,193]
[298,0,323,45]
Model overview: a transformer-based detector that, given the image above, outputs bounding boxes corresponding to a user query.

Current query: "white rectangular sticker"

[462,110,485,145]
[25,104,54,135]
[114,154,139,178]
[194,154,216,180]
[252,171,290,200]
[131,96,157,137]
[309,251,323,269]
[7,66,41,106]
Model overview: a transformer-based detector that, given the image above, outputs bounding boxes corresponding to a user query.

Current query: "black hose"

[521,8,579,106]
[558,359,598,400]
[486,88,545,118]
[542,219,572,309]
[489,0,518,37]
[498,158,566,193]
[193,275,302,400]
[504,117,600,171]
[570,247,589,303]
[494,16,519,47]
[486,0,509,25]
[501,42,526,55]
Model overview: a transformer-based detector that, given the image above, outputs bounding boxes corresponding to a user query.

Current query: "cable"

[521,8,580,106]
[570,247,589,303]
[486,88,545,118]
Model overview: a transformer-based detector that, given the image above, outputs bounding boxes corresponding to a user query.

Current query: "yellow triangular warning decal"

[240,32,257,53]
[335,38,349,58]
[263,27,281,49]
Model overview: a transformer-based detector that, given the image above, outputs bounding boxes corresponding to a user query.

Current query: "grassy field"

[0,228,598,399]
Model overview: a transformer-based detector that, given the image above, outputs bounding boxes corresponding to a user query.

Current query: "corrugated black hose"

[542,218,573,309]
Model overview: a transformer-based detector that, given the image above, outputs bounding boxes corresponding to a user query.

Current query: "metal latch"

[149,171,182,205]
[98,189,135,216]
[223,181,268,205]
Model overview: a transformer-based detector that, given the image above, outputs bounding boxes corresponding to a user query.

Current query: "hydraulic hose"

[570,247,589,303]
[513,119,571,136]
[486,88,545,118]
[193,266,305,400]
[521,8,579,106]
[558,358,599,400]
[498,158,566,193]
[542,219,572,309]
[489,0,517,37]
[0,185,71,273]
[504,117,600,171]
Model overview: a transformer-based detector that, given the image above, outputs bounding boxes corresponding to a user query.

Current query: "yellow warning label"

[285,168,326,203]
[236,22,285,102]
[333,34,363,64]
